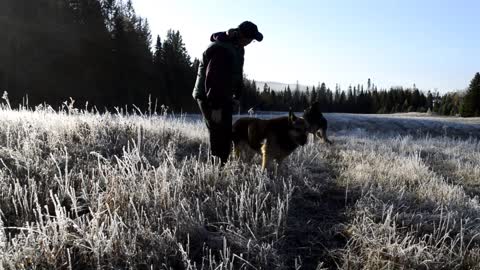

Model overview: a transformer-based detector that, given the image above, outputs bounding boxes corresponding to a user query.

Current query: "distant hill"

[256,81,309,92]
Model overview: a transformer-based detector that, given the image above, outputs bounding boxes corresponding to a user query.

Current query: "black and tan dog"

[232,110,308,170]
[303,101,332,144]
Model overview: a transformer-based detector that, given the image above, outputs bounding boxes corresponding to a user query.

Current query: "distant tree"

[263,83,269,94]
[333,84,341,109]
[426,91,433,111]
[260,83,273,110]
[285,85,292,106]
[293,87,301,111]
[410,88,421,111]
[161,29,195,111]
[310,86,317,104]
[303,87,310,108]
[347,85,354,112]
[460,72,480,117]
[110,4,153,107]
[317,82,327,109]
[153,35,167,105]
[339,91,346,112]
[432,92,441,113]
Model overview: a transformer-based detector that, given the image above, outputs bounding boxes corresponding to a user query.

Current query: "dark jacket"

[192,32,244,109]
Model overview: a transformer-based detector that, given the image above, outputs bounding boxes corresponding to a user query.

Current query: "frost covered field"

[0,106,480,269]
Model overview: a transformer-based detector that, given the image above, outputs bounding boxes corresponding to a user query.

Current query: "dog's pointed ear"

[289,108,297,122]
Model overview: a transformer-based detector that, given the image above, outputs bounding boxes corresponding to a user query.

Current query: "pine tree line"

[1,0,196,112]
[240,77,478,116]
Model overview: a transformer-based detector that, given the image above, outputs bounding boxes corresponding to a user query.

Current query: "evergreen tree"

[161,29,195,111]
[310,86,317,103]
[460,72,480,117]
[293,87,301,111]
[152,35,167,106]
[285,85,292,106]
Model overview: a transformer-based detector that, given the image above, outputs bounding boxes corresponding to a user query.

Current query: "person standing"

[192,21,263,165]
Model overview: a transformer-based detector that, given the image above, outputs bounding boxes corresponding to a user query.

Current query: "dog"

[232,109,308,170]
[302,101,332,144]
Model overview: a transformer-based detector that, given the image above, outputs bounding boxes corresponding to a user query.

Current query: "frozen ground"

[0,107,479,269]
[184,111,480,139]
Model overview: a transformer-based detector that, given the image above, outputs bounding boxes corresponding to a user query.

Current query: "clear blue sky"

[132,0,479,92]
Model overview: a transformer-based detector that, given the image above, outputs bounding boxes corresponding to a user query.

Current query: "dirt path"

[279,151,359,269]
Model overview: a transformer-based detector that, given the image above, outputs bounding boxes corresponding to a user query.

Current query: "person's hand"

[211,109,222,123]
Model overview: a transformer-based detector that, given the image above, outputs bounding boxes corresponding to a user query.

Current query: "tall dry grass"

[0,105,310,269]
[0,102,479,269]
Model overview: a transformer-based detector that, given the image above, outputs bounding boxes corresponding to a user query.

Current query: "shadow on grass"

[279,160,361,269]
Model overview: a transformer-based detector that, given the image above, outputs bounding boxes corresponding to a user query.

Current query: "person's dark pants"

[197,99,233,165]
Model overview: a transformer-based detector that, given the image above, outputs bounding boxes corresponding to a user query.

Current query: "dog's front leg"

[316,129,333,145]
[261,143,271,170]
[233,144,240,159]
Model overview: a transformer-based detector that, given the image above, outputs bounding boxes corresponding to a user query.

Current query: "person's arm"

[233,48,245,100]
[233,76,244,100]
[205,48,233,109]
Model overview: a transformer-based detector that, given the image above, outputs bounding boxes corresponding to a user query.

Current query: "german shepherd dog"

[232,110,308,170]
[303,101,332,144]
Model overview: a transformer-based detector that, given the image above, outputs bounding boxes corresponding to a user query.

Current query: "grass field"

[0,106,479,269]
